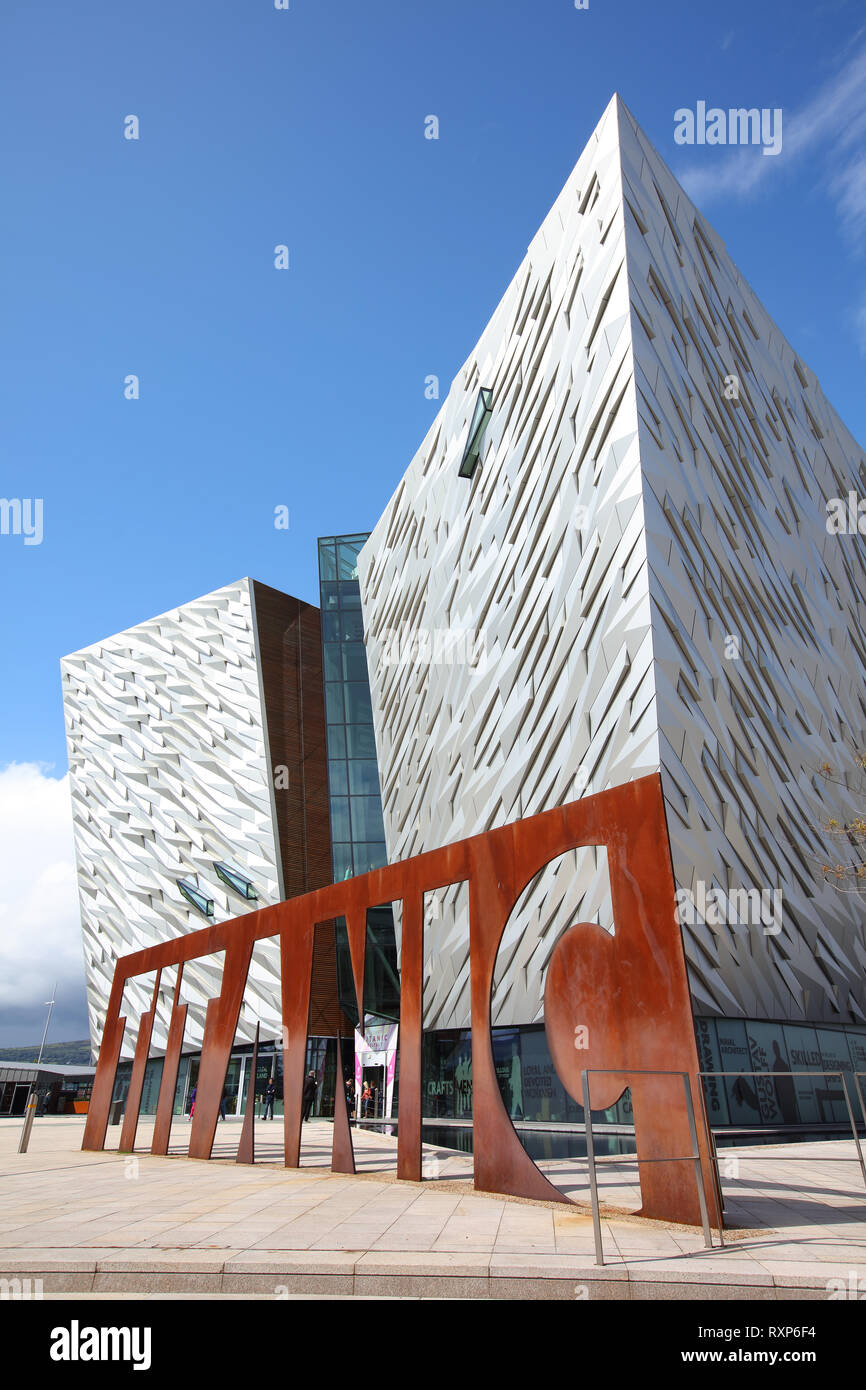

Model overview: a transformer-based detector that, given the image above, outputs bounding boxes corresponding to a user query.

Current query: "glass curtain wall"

[318,536,400,1026]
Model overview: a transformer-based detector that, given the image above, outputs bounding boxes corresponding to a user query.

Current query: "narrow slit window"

[213,862,258,901]
[458,387,493,479]
[177,879,215,918]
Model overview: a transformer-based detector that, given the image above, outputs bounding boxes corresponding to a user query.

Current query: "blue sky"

[1,0,865,1044]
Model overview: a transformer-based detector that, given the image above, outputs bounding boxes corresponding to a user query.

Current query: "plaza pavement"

[1,1115,864,1300]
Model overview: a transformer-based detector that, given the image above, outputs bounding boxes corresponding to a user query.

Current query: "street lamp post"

[18,985,57,1155]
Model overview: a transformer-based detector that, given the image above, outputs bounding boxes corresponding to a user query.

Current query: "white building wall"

[359,95,866,1031]
[359,97,659,1030]
[618,102,866,1024]
[62,579,283,1057]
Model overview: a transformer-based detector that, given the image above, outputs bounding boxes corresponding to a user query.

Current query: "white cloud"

[0,763,84,1014]
[676,41,866,246]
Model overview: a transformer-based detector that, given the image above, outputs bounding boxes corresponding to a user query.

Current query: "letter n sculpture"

[83,773,722,1228]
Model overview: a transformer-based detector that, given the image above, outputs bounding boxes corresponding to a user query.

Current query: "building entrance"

[361,1064,385,1119]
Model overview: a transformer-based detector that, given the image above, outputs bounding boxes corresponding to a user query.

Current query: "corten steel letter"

[331,908,367,1175]
[390,840,468,1184]
[542,779,721,1226]
[82,974,127,1151]
[280,905,316,1168]
[152,967,188,1156]
[236,1023,260,1165]
[396,884,423,1182]
[468,776,720,1224]
[84,775,721,1229]
[331,1030,355,1175]
[189,936,254,1159]
[119,971,161,1152]
[469,833,571,1203]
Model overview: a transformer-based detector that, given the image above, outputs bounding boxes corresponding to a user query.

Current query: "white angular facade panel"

[359,95,866,1032]
[62,579,284,1058]
[616,102,866,1025]
[359,98,659,1030]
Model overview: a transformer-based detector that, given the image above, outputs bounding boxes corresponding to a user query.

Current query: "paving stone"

[356,1251,490,1276]
[487,1276,600,1300]
[627,1281,778,1301]
[489,1253,627,1279]
[0,1248,110,1271]
[224,1250,358,1274]
[92,1271,224,1294]
[3,1118,865,1300]
[96,1249,232,1273]
[353,1273,490,1299]
[222,1272,355,1296]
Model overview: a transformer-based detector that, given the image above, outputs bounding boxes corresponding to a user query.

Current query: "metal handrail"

[854,1073,866,1153]
[581,1068,714,1266]
[698,1069,866,1194]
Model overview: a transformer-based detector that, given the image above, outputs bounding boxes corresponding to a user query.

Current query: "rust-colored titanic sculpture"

[83,773,722,1227]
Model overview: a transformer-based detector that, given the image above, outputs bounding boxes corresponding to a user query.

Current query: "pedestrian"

[302,1070,318,1121]
[218,1091,227,1121]
[264,1077,276,1121]
[188,1085,196,1121]
[361,1081,373,1120]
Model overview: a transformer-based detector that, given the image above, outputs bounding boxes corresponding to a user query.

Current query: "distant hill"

[0,1040,93,1066]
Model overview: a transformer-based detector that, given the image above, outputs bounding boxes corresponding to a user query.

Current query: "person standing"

[188,1085,196,1121]
[264,1077,276,1121]
[345,1077,355,1123]
[302,1070,318,1121]
[361,1081,373,1120]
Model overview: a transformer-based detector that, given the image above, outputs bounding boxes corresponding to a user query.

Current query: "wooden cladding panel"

[252,580,350,1037]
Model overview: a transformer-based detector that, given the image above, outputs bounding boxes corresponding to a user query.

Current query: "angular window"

[337,536,367,580]
[326,724,347,759]
[323,644,342,682]
[332,845,354,881]
[354,841,388,874]
[318,540,337,582]
[213,862,258,901]
[348,759,380,796]
[347,725,377,759]
[330,796,351,843]
[325,682,345,723]
[341,643,368,682]
[350,795,385,843]
[177,879,214,918]
[328,760,348,795]
[344,682,373,724]
[338,581,362,609]
[458,387,493,479]
[340,611,365,643]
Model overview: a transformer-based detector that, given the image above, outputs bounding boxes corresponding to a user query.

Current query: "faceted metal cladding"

[62,579,285,1057]
[83,774,722,1229]
[62,578,340,1058]
[358,94,866,1033]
